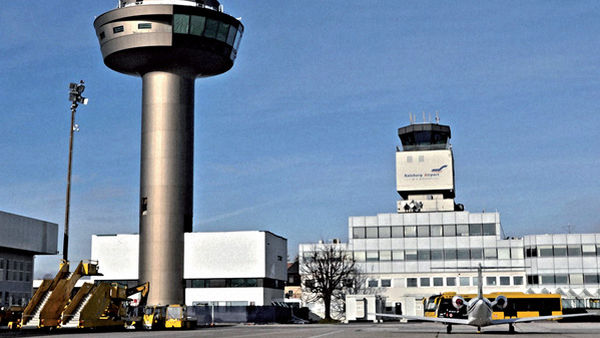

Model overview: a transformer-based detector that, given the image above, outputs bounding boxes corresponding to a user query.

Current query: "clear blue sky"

[1,1,598,277]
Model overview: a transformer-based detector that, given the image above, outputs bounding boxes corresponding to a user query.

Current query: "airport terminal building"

[0,210,58,307]
[299,121,600,318]
[91,230,287,306]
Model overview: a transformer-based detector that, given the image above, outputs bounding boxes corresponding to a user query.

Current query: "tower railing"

[119,0,222,11]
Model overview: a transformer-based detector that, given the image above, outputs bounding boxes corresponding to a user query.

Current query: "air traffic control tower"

[395,121,464,214]
[94,0,243,306]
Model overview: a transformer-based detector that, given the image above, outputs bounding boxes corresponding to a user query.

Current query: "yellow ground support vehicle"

[165,304,197,329]
[143,304,197,330]
[143,305,166,330]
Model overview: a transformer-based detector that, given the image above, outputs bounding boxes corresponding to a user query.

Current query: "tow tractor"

[143,304,196,330]
[143,305,166,330]
[165,304,197,329]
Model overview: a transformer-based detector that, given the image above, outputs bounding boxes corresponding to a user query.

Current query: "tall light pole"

[63,81,88,262]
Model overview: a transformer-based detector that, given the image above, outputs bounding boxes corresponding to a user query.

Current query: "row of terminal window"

[185,278,285,290]
[527,274,600,285]
[191,301,252,307]
[351,247,523,262]
[0,258,32,282]
[391,276,524,288]
[525,244,598,257]
[352,223,496,239]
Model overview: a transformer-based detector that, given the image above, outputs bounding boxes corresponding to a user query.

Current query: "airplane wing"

[373,313,469,324]
[491,312,596,324]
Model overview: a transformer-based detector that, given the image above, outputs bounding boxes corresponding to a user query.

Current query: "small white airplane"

[373,263,595,333]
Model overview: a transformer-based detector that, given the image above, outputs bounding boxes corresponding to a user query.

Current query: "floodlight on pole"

[63,80,87,263]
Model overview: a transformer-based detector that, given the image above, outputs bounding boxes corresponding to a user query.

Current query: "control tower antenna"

[94,0,244,306]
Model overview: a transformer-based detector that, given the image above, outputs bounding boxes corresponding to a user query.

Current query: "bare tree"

[300,243,361,320]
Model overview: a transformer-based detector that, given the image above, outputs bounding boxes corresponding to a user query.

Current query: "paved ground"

[7,321,600,337]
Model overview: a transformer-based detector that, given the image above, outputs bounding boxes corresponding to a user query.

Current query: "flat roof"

[0,210,58,255]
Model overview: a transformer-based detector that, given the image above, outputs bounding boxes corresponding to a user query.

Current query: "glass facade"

[366,251,378,262]
[405,250,417,261]
[351,223,497,239]
[350,246,528,262]
[470,248,483,259]
[524,273,600,285]
[525,244,600,258]
[379,226,391,238]
[186,278,284,289]
[379,250,391,261]
[190,15,206,35]
[392,250,404,261]
[172,13,243,58]
[391,227,403,238]
[364,274,529,289]
[366,227,378,238]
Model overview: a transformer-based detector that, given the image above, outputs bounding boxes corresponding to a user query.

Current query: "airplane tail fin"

[477,262,483,299]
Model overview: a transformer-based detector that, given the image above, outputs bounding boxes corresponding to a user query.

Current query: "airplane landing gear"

[509,323,515,334]
[446,324,452,334]
[477,326,481,333]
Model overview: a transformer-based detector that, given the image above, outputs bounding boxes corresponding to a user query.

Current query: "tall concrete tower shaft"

[94,0,243,306]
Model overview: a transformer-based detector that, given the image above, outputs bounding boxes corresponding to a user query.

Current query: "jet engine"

[492,295,508,309]
[452,295,465,309]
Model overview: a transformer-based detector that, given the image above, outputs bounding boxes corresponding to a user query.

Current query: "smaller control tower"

[395,117,463,213]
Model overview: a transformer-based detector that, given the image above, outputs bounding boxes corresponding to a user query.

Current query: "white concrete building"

[91,231,287,306]
[299,121,600,318]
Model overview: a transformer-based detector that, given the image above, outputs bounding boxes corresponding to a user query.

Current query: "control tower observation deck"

[93,0,243,306]
[395,122,462,213]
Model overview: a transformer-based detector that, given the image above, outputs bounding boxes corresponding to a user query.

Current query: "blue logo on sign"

[431,165,448,173]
